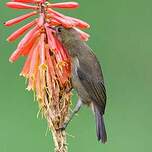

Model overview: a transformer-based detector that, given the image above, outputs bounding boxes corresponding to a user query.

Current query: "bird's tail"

[94,105,107,143]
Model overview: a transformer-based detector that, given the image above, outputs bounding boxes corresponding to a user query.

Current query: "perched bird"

[54,26,107,143]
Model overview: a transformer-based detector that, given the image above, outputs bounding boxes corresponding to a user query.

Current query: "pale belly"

[71,58,91,105]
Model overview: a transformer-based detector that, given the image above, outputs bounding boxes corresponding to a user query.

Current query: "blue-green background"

[1,0,152,151]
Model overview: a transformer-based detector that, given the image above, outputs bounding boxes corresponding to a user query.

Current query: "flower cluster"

[5,0,90,103]
[5,0,90,151]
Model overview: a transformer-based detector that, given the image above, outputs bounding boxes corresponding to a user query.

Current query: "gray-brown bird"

[54,26,107,143]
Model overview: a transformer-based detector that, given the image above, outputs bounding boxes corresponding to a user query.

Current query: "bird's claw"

[56,123,67,131]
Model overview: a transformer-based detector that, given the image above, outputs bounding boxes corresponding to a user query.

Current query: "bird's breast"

[71,57,92,105]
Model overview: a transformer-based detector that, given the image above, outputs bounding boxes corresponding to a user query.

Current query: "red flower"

[5,1,90,150]
[5,0,90,120]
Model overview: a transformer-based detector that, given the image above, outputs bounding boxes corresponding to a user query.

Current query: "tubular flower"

[5,0,90,151]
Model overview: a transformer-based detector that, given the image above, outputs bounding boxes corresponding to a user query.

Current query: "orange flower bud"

[11,0,41,3]
[48,2,79,9]
[4,11,37,26]
[9,28,39,62]
[6,2,38,9]
[7,19,37,42]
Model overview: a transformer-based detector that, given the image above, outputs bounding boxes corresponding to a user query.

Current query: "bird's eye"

[57,27,62,33]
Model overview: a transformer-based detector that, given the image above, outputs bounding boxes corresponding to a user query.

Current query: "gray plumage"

[54,26,107,143]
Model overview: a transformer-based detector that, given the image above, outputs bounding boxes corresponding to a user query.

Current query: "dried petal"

[35,70,42,100]
[46,68,53,98]
[27,76,34,90]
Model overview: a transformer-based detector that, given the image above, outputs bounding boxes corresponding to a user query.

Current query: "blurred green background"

[1,0,152,151]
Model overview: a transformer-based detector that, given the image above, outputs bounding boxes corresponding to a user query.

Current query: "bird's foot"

[57,122,68,131]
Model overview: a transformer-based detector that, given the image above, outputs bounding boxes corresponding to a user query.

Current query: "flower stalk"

[5,0,90,151]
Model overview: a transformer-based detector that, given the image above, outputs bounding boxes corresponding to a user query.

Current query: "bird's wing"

[77,67,106,114]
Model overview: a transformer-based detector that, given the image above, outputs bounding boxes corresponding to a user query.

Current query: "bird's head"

[53,26,80,44]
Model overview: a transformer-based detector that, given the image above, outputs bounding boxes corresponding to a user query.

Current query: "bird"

[53,26,107,143]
